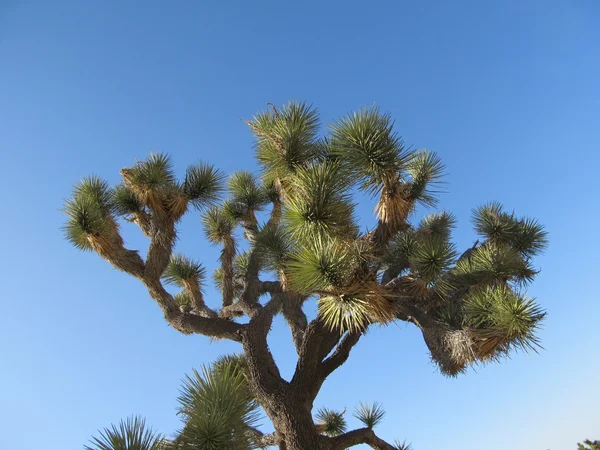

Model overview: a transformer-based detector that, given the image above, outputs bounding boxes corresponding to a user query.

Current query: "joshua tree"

[65,102,547,449]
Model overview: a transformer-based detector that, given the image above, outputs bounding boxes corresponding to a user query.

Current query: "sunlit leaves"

[85,416,164,450]
[175,360,261,450]
[464,285,545,353]
[330,106,410,195]
[163,254,206,287]
[283,162,355,241]
[409,237,457,284]
[249,101,321,180]
[286,236,356,293]
[202,206,236,244]
[63,176,115,251]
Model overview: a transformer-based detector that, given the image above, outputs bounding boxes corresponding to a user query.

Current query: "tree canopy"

[65,101,547,449]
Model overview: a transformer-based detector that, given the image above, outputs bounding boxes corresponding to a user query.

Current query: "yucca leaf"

[353,401,386,429]
[163,254,206,287]
[330,106,410,195]
[418,211,456,240]
[250,101,321,180]
[406,150,445,207]
[315,408,347,437]
[85,416,163,450]
[183,162,225,209]
[202,206,236,244]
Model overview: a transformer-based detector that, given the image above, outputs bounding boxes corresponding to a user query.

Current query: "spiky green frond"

[330,106,411,195]
[227,171,268,214]
[202,206,235,244]
[284,162,356,241]
[394,439,413,450]
[464,285,545,353]
[406,150,445,207]
[74,176,115,214]
[353,401,386,429]
[113,184,143,216]
[85,416,163,450]
[318,294,373,333]
[125,153,177,190]
[250,101,321,180]
[163,254,206,287]
[286,236,356,293]
[254,224,293,271]
[63,177,116,251]
[453,243,537,287]
[315,408,347,437]
[418,211,456,240]
[174,291,192,311]
[471,202,517,243]
[409,237,457,284]
[183,163,224,209]
[511,217,548,257]
[176,363,261,450]
[212,354,248,378]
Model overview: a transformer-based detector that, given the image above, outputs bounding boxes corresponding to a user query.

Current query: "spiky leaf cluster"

[175,361,261,450]
[249,101,321,182]
[226,171,269,219]
[330,106,410,195]
[163,254,206,287]
[472,202,548,257]
[353,401,386,429]
[183,163,225,209]
[283,162,355,241]
[85,416,164,450]
[315,408,347,437]
[463,285,545,354]
[63,176,116,251]
[202,206,235,244]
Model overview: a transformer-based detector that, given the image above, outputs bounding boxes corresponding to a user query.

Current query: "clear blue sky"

[1,1,598,449]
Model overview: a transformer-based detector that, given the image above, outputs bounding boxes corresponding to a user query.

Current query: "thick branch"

[291,318,342,400]
[328,427,397,450]
[319,331,361,381]
[282,294,308,354]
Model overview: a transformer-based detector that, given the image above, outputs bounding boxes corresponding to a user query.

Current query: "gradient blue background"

[1,1,598,449]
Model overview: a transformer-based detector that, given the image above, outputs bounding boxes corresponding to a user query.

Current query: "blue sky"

[1,1,599,449]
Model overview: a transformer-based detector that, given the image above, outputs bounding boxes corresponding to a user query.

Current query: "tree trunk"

[263,393,323,450]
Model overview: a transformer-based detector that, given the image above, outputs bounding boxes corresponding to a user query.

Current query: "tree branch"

[327,427,397,450]
[319,331,361,380]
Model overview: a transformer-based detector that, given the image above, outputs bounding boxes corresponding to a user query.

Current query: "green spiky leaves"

[464,285,545,354]
[163,254,206,287]
[454,243,537,287]
[284,162,355,241]
[315,408,347,437]
[286,236,356,293]
[63,176,116,251]
[405,150,445,207]
[202,206,236,244]
[409,237,457,285]
[183,162,225,209]
[353,401,386,429]
[85,416,164,450]
[418,211,456,240]
[472,202,548,257]
[330,106,410,195]
[227,171,269,219]
[249,101,321,181]
[176,360,261,450]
